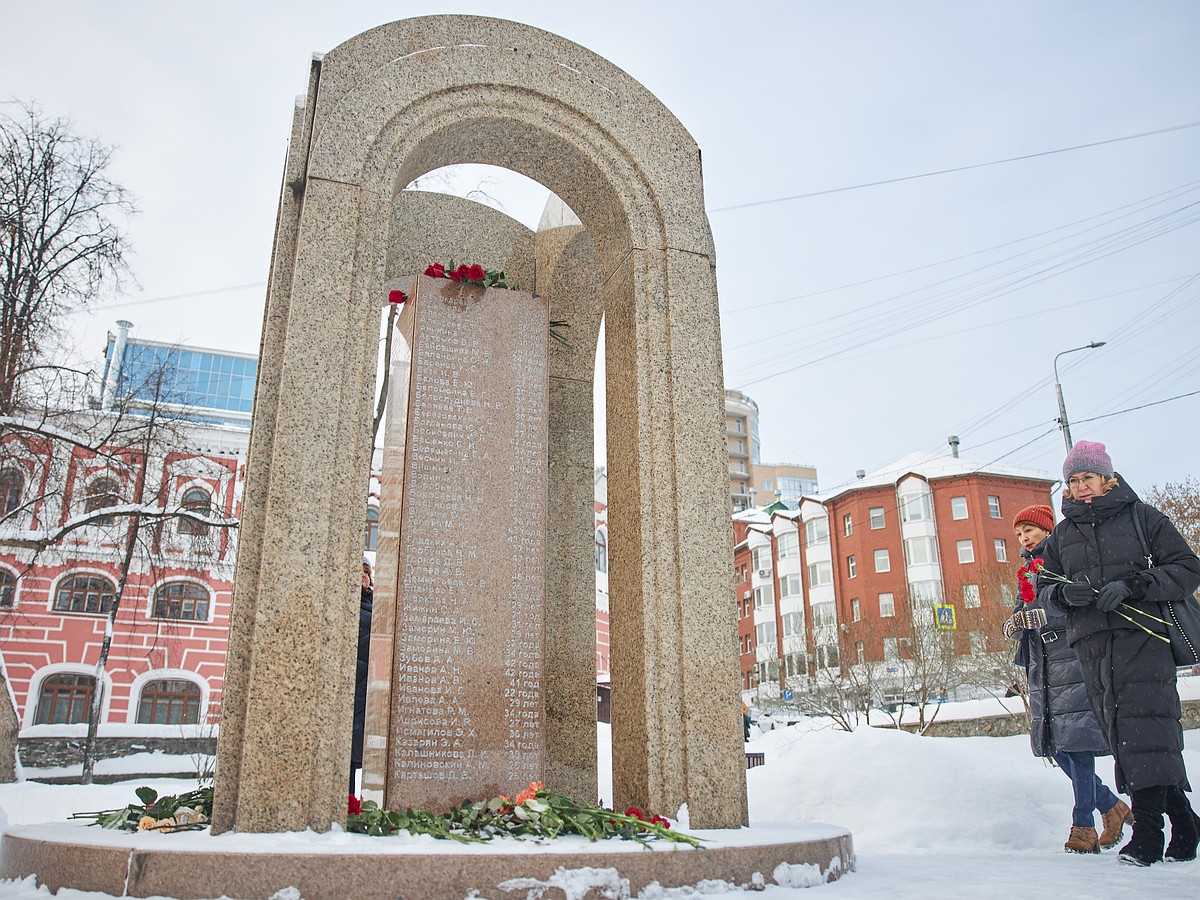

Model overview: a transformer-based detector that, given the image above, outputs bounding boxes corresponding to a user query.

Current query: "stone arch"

[214,15,742,833]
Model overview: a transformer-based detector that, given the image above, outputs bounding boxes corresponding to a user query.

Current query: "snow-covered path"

[1,696,1197,898]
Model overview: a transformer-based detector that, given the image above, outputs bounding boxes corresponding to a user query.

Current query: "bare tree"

[1,101,135,416]
[1145,477,1200,556]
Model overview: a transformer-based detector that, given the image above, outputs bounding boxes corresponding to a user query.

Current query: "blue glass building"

[99,321,256,428]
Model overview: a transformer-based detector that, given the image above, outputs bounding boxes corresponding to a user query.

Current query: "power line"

[1073,389,1200,426]
[707,120,1200,214]
[722,179,1200,315]
[84,282,267,312]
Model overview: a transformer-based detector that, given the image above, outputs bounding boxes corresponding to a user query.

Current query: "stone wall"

[18,736,216,772]
[892,698,1200,738]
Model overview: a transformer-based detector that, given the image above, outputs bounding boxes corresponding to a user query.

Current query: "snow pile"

[0,702,1198,898]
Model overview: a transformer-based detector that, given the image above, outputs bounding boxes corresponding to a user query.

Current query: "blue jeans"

[1054,751,1121,828]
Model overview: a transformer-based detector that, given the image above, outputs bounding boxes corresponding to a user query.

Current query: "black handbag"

[1130,502,1200,667]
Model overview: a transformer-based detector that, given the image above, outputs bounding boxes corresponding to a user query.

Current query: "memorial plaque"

[386,275,548,812]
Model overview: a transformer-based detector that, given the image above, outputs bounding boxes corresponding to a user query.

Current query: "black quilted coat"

[350,585,373,770]
[1039,475,1200,792]
[1015,538,1109,757]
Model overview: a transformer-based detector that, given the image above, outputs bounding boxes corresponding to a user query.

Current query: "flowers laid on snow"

[72,785,212,833]
[74,781,697,849]
[345,780,701,848]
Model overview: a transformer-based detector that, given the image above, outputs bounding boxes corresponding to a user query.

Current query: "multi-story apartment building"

[724,389,818,512]
[734,452,1056,702]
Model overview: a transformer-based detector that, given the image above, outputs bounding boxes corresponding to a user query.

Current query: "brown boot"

[1065,825,1100,854]
[1099,799,1133,850]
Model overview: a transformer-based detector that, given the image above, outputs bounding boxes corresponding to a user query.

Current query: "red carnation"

[1018,578,1036,604]
[466,264,486,281]
[625,807,645,821]
[424,263,445,278]
[347,794,362,816]
[388,290,407,305]
[650,814,670,829]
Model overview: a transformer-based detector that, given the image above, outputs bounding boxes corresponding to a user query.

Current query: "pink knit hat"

[1063,440,1113,481]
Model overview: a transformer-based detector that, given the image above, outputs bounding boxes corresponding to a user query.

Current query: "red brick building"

[735,454,1056,702]
[0,419,246,749]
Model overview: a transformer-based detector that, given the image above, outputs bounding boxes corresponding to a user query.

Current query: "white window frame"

[807,560,833,587]
[805,517,830,547]
[847,554,857,578]
[869,506,885,529]
[843,514,853,536]
[963,583,981,608]
[956,539,974,564]
[777,532,799,559]
[874,548,890,573]
[879,592,895,617]
[950,496,968,520]
[994,538,1008,563]
[988,495,1002,519]
[903,536,939,567]
[851,597,861,622]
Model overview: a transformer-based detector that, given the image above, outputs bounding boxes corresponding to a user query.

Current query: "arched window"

[84,476,122,525]
[364,506,379,551]
[595,528,608,574]
[34,673,95,724]
[0,569,15,608]
[152,581,209,621]
[0,468,24,516]
[177,487,212,536]
[53,574,116,614]
[136,679,201,724]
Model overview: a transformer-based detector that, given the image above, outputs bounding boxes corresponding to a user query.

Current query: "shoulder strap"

[1130,501,1154,569]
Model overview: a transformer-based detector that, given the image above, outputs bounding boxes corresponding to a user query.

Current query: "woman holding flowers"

[1004,504,1128,854]
[1038,440,1200,866]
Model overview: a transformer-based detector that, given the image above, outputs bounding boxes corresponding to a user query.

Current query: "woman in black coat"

[349,561,374,795]
[1004,504,1127,853]
[1039,441,1200,866]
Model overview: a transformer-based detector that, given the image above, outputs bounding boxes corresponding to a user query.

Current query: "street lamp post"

[1053,341,1106,451]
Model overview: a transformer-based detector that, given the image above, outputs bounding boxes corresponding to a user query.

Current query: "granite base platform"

[0,822,854,898]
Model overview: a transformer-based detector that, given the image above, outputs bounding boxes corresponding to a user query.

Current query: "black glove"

[1096,581,1132,613]
[1123,575,1148,599]
[1060,583,1097,606]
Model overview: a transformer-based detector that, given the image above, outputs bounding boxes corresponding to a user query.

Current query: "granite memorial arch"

[212,15,746,834]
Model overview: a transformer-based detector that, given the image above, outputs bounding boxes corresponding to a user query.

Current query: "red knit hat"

[1012,505,1054,534]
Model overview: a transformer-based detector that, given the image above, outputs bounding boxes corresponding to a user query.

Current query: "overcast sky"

[4,1,1199,496]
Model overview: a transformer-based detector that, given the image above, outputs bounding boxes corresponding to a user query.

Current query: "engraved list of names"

[386,276,548,812]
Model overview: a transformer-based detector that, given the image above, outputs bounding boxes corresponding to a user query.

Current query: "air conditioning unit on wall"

[758,569,771,578]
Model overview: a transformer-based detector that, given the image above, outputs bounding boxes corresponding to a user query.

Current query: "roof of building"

[812,451,1055,504]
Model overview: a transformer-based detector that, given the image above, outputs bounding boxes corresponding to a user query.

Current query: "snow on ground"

[1,687,1198,898]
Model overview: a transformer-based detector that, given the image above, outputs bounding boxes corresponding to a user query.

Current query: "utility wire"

[708,120,1200,214]
[723,178,1200,315]
[1073,389,1200,425]
[83,282,267,313]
